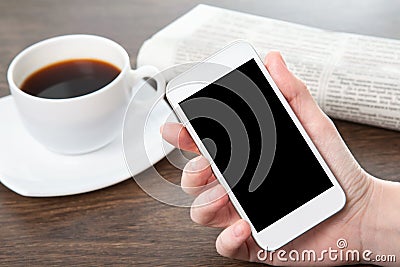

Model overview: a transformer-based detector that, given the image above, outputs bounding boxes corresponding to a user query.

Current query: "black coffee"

[20,59,121,99]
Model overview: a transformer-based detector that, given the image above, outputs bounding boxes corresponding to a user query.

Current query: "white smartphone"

[166,41,346,251]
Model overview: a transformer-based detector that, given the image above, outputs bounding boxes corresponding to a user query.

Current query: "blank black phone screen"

[178,59,333,232]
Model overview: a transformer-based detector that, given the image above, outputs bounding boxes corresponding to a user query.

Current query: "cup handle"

[130,65,166,103]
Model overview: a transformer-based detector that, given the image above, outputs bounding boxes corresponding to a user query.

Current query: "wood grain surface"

[0,0,399,266]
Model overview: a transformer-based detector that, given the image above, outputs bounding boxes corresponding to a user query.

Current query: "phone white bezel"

[166,40,346,251]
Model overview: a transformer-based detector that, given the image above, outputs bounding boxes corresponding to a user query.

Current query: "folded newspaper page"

[137,4,400,131]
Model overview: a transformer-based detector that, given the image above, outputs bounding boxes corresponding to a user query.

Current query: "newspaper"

[137,4,400,131]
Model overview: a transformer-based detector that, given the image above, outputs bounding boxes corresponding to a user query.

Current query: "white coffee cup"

[7,34,165,154]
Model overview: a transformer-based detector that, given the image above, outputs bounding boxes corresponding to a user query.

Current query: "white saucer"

[0,92,175,197]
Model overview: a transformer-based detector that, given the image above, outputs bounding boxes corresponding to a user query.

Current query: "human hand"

[161,52,397,266]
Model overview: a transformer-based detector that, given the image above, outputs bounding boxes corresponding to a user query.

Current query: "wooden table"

[0,0,399,266]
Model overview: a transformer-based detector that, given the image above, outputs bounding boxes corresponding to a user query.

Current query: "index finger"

[160,122,199,153]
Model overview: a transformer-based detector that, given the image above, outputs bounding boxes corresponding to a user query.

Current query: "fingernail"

[159,124,164,133]
[189,156,200,169]
[234,222,244,237]
[265,51,287,69]
[191,156,208,169]
[208,186,222,202]
[277,52,287,67]
[184,157,200,174]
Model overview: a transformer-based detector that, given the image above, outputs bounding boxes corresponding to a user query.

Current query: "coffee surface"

[20,59,121,99]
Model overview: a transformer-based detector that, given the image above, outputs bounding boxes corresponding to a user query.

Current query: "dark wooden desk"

[0,1,399,266]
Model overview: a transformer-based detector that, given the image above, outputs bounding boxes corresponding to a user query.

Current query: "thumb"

[264,51,328,129]
[215,219,252,261]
